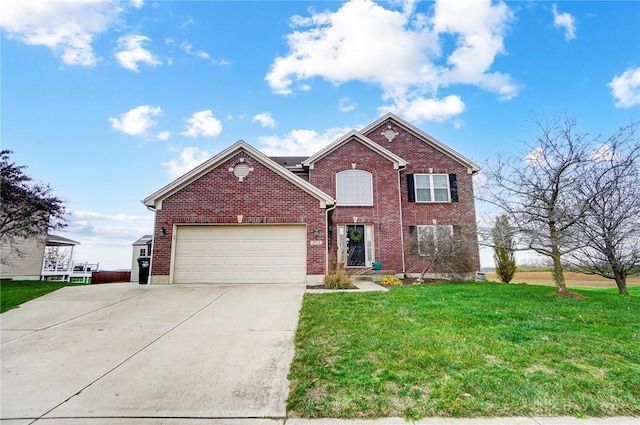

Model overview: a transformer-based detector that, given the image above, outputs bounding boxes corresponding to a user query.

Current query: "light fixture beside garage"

[229,158,254,182]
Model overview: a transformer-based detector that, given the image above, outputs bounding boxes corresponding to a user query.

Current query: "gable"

[361,113,480,174]
[143,141,334,210]
[303,131,407,170]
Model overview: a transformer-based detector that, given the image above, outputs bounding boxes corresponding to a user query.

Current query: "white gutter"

[325,203,337,277]
[397,165,406,275]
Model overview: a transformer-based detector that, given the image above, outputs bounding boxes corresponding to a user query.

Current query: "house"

[130,234,153,283]
[0,234,98,282]
[142,113,481,285]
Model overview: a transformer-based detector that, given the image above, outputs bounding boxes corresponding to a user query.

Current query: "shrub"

[380,274,402,286]
[324,260,356,289]
[492,214,517,283]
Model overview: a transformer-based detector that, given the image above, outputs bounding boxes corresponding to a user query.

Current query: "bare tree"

[481,115,593,294]
[568,125,640,294]
[44,246,70,265]
[492,214,517,283]
[1,150,67,262]
[408,225,474,282]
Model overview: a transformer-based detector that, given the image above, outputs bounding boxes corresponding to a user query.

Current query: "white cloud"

[338,97,357,112]
[524,147,546,167]
[71,210,153,223]
[162,147,212,179]
[266,0,439,96]
[182,110,222,138]
[552,4,577,41]
[181,41,210,59]
[382,94,465,123]
[252,112,276,128]
[608,67,640,108]
[156,131,171,141]
[130,0,144,9]
[180,16,194,29]
[108,105,163,137]
[115,34,162,72]
[589,144,622,162]
[431,0,519,100]
[61,209,155,269]
[0,0,121,67]
[258,126,351,156]
[265,0,519,120]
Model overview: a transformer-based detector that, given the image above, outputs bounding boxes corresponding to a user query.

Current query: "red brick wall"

[363,120,481,273]
[150,150,327,279]
[309,138,405,271]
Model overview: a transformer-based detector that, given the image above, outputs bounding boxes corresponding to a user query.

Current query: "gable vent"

[232,162,253,181]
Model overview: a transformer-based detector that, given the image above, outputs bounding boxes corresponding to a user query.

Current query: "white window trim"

[336,169,373,206]
[337,224,375,267]
[414,174,450,203]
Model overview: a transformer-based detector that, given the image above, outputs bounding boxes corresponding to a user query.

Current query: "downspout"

[397,165,407,276]
[145,204,156,285]
[325,202,337,277]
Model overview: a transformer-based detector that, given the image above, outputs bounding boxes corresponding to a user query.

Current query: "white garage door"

[172,225,307,284]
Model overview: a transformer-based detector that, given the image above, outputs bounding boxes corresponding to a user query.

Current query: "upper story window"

[415,174,450,202]
[336,170,373,206]
[407,173,458,203]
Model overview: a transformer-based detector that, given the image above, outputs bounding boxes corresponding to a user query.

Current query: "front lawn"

[288,283,640,419]
[1,280,84,313]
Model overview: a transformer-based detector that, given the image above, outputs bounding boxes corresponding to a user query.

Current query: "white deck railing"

[41,260,100,282]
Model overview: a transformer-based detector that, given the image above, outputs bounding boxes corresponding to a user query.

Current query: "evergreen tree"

[492,214,516,283]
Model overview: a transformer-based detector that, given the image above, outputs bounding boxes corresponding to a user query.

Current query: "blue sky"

[2,0,639,270]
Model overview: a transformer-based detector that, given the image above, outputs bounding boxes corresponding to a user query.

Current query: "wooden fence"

[91,270,131,284]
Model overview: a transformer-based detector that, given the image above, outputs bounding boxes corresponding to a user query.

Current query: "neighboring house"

[0,234,97,282]
[1,234,47,280]
[143,113,481,285]
[130,235,153,283]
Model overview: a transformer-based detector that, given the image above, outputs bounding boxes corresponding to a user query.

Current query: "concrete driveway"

[0,282,305,423]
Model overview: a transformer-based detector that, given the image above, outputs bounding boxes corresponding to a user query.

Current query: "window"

[140,248,146,256]
[336,170,373,206]
[411,224,453,255]
[407,174,458,203]
[415,174,449,202]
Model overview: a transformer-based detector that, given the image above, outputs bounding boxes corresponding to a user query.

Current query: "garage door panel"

[173,225,306,284]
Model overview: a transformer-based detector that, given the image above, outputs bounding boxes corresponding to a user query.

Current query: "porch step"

[351,270,398,282]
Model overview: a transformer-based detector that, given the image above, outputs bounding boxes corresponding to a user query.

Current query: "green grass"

[287,283,640,419]
[1,280,84,313]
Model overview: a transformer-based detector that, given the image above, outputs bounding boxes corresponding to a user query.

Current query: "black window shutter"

[407,174,415,202]
[449,174,458,202]
[409,226,418,254]
[453,225,462,240]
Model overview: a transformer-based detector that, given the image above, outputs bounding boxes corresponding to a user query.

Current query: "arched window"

[336,170,373,206]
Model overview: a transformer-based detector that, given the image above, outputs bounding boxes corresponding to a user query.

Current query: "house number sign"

[310,240,323,246]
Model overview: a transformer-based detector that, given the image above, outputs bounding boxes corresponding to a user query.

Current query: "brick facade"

[363,119,481,273]
[150,150,327,280]
[308,137,404,271]
[144,114,481,283]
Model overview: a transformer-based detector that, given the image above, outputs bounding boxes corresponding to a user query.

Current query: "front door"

[346,225,365,266]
